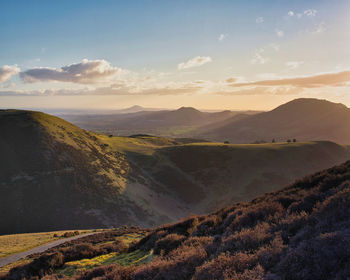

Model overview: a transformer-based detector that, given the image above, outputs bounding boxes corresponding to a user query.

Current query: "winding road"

[0,232,98,268]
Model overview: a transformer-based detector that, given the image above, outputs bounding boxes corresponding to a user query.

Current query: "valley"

[2,105,350,235]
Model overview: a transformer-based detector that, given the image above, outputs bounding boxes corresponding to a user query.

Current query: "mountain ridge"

[194,98,350,144]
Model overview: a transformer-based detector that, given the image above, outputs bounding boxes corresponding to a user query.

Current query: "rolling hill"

[1,110,350,235]
[4,157,350,279]
[194,98,350,144]
[59,107,238,137]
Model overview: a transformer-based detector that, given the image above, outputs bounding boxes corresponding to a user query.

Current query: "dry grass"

[0,230,93,258]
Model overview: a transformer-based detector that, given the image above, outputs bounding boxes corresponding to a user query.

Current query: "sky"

[1,0,350,110]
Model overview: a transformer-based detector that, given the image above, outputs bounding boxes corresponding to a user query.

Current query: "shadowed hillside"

[1,110,350,235]
[194,98,350,144]
[0,110,142,234]
[4,159,350,279]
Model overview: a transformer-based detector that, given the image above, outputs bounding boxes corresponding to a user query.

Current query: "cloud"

[285,61,304,70]
[256,17,264,24]
[218,86,303,96]
[313,22,326,34]
[0,80,204,96]
[270,43,280,51]
[275,29,284,37]
[287,11,294,17]
[304,9,317,17]
[20,59,122,84]
[0,65,20,83]
[230,71,350,88]
[226,78,237,83]
[250,49,269,65]
[218,33,228,41]
[178,56,212,70]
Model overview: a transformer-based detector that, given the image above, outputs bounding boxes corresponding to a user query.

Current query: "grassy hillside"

[0,230,95,258]
[2,110,350,235]
[4,160,350,279]
[0,110,145,234]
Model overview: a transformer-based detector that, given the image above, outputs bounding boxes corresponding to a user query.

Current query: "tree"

[287,139,291,143]
[293,138,297,142]
[272,138,276,143]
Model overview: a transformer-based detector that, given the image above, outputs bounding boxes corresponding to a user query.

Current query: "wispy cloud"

[0,81,204,96]
[230,71,350,88]
[270,43,280,52]
[20,59,122,84]
[275,29,284,37]
[304,9,317,17]
[256,17,264,24]
[313,22,326,34]
[178,56,212,70]
[218,86,303,96]
[250,49,269,65]
[0,65,20,83]
[285,61,304,70]
[218,33,228,41]
[287,9,317,19]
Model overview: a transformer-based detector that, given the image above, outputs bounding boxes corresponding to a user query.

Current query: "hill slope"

[5,158,350,279]
[0,110,139,234]
[195,98,350,144]
[1,110,350,235]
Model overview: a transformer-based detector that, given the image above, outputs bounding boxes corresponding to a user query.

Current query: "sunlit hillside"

[2,110,350,235]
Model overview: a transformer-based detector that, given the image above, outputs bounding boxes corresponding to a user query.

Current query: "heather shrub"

[277,211,309,242]
[131,230,168,252]
[7,252,64,279]
[229,202,283,231]
[193,215,222,236]
[276,231,350,280]
[287,191,323,214]
[183,236,216,255]
[134,244,207,280]
[154,233,186,255]
[223,264,264,280]
[220,222,271,253]
[193,252,258,280]
[76,264,135,280]
[62,231,75,238]
[159,215,201,236]
[257,234,286,269]
[6,162,350,280]
[100,240,128,254]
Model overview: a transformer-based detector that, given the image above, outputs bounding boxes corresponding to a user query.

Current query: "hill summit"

[2,109,350,235]
[197,98,350,144]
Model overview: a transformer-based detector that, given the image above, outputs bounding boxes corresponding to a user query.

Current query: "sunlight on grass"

[115,233,145,245]
[0,230,93,258]
[58,250,153,277]
[0,258,32,273]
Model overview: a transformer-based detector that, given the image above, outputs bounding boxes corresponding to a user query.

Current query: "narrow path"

[0,232,98,268]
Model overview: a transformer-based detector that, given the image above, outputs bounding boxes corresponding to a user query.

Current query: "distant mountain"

[32,105,163,116]
[1,110,350,234]
[60,107,236,136]
[195,98,350,144]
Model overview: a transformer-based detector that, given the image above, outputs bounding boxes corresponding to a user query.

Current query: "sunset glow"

[1,0,349,110]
